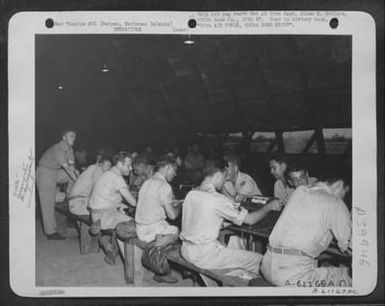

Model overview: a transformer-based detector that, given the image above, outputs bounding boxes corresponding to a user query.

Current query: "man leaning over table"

[36,128,79,240]
[180,160,282,277]
[261,170,352,287]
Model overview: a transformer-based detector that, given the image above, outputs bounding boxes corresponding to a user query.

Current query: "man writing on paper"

[180,160,282,276]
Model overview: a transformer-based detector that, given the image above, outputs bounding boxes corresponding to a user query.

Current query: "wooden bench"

[118,237,272,287]
[55,200,100,254]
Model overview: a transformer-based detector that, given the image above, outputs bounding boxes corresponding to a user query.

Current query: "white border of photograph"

[8,11,377,297]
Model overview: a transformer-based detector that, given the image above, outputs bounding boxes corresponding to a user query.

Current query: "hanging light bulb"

[184,26,195,45]
[184,33,195,45]
[101,64,109,73]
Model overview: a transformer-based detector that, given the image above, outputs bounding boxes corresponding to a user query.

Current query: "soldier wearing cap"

[36,128,79,240]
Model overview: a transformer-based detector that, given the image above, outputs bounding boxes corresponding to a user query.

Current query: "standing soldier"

[36,129,79,240]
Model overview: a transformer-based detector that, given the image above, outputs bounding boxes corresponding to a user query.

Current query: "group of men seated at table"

[36,129,352,286]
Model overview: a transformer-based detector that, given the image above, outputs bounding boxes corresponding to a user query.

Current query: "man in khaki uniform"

[88,151,136,265]
[261,172,352,287]
[180,160,282,276]
[69,157,112,216]
[36,129,79,240]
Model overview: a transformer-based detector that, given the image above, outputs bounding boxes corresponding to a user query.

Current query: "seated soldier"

[221,153,262,202]
[261,170,352,287]
[69,157,111,216]
[88,151,136,264]
[286,160,318,190]
[180,160,282,275]
[135,155,181,246]
[269,153,292,205]
[135,155,182,283]
[129,154,156,195]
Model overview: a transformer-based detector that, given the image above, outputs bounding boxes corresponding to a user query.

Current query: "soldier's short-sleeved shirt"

[222,171,262,198]
[70,164,103,199]
[135,172,174,226]
[180,183,248,244]
[38,140,74,170]
[269,182,351,258]
[88,168,128,210]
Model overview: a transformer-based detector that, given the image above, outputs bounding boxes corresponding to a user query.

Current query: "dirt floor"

[35,216,194,287]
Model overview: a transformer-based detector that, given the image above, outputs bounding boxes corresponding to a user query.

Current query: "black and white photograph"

[7,10,378,297]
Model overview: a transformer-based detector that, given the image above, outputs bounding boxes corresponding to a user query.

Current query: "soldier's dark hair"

[269,152,290,165]
[223,153,241,168]
[156,155,177,171]
[62,128,76,137]
[203,159,227,177]
[113,151,133,166]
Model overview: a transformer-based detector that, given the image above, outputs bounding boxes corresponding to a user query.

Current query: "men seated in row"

[180,160,282,275]
[88,151,137,264]
[261,170,352,287]
[69,157,112,216]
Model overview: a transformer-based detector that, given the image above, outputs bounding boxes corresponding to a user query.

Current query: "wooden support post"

[55,210,68,235]
[133,244,153,285]
[79,222,99,254]
[275,131,285,153]
[123,241,135,284]
[123,240,153,285]
[315,128,326,155]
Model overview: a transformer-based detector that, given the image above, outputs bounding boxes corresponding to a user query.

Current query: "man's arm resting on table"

[120,187,137,207]
[243,200,282,225]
